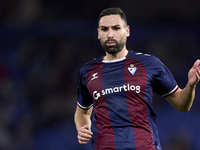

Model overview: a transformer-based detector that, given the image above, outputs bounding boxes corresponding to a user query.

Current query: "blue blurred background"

[0,0,200,150]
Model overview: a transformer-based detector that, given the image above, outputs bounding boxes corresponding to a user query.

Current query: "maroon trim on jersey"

[124,58,156,149]
[86,63,115,150]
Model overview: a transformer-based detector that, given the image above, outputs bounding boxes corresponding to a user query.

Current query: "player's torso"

[85,55,159,150]
[82,51,162,150]
[85,56,151,127]
[87,57,147,98]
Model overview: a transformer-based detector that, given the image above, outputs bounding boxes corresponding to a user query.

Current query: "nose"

[107,28,114,39]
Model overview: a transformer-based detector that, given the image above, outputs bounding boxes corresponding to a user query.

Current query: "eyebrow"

[99,24,121,28]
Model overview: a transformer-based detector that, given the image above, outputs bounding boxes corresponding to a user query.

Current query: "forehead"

[99,15,124,27]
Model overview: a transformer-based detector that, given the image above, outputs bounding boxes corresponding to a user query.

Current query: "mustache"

[105,39,118,44]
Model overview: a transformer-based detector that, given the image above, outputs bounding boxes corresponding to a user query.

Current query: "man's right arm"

[74,106,93,144]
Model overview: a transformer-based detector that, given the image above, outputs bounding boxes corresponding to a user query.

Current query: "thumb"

[83,125,90,130]
[192,59,200,69]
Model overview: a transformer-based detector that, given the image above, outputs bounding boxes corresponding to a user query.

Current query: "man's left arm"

[165,59,200,111]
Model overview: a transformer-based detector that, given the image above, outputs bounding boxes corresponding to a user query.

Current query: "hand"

[77,125,93,144]
[188,59,200,88]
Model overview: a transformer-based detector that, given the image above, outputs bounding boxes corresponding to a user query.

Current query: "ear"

[126,25,130,37]
[97,28,100,39]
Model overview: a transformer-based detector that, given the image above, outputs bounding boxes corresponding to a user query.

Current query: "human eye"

[113,26,121,31]
[100,27,108,32]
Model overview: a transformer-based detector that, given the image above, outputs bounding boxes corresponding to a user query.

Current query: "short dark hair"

[98,8,128,26]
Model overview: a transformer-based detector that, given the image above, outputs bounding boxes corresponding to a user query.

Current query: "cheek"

[98,34,108,42]
[98,32,104,39]
[119,32,127,40]
[99,38,106,46]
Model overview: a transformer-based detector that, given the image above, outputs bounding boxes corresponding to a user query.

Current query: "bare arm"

[74,106,93,144]
[165,59,200,111]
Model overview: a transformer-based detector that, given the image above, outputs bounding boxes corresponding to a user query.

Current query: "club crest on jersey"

[128,64,137,75]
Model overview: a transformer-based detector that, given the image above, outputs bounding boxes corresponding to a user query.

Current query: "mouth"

[106,40,117,46]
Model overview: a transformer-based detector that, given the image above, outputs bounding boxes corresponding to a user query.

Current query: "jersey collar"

[102,57,126,63]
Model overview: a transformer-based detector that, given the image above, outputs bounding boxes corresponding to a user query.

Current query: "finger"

[196,68,200,80]
[79,141,88,144]
[79,129,93,136]
[193,59,200,69]
[80,126,93,135]
[84,130,93,136]
[78,137,90,144]
[78,131,92,139]
[78,134,91,141]
[83,125,90,130]
[78,139,89,144]
[77,125,93,144]
[78,127,93,138]
[78,135,91,144]
[82,125,92,133]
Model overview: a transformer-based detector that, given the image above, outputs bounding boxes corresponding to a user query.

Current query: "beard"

[100,38,126,55]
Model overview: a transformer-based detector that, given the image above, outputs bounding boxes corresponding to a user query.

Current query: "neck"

[104,48,128,61]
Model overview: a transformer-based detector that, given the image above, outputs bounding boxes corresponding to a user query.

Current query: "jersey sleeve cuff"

[162,85,179,97]
[77,102,93,110]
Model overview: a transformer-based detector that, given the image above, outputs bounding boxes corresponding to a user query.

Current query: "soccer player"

[74,7,200,150]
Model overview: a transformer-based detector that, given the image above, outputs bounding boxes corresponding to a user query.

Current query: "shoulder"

[128,50,162,65]
[79,57,103,75]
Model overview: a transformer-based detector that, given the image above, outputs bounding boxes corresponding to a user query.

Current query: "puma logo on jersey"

[91,72,98,80]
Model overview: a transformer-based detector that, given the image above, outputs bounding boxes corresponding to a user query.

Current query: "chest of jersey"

[86,57,148,107]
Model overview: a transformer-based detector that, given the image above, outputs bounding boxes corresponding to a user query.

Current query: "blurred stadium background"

[0,0,200,150]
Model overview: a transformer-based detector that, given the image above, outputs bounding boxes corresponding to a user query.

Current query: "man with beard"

[74,8,200,150]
